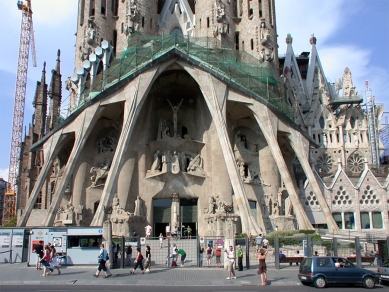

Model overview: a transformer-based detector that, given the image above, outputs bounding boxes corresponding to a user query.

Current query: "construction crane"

[3,0,37,225]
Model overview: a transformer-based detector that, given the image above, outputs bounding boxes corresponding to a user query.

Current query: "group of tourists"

[33,240,62,277]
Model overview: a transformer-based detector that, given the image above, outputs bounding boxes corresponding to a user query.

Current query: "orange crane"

[3,0,37,225]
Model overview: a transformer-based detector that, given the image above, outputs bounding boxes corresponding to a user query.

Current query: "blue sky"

[0,0,388,181]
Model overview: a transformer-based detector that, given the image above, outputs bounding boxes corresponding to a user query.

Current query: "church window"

[101,0,106,15]
[150,19,153,29]
[90,0,95,17]
[350,117,355,128]
[319,116,325,129]
[345,212,355,229]
[373,212,383,228]
[251,39,254,50]
[235,32,240,50]
[79,0,85,25]
[207,17,210,28]
[142,17,145,28]
[112,0,119,16]
[332,213,342,229]
[360,212,370,229]
[241,40,245,51]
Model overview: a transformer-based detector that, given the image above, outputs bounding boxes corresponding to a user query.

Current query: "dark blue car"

[298,256,378,288]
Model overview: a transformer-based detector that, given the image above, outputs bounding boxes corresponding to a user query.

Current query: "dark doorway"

[180,198,198,238]
[154,223,168,238]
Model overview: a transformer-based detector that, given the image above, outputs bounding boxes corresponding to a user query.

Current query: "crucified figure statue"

[167,99,183,137]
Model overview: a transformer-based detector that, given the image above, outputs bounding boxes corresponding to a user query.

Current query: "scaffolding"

[65,33,293,121]
[380,113,389,164]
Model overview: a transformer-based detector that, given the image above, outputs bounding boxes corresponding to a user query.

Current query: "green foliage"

[235,233,248,238]
[2,216,17,227]
[265,230,319,247]
[321,241,333,250]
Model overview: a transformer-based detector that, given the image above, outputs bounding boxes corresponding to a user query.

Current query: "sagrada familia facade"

[16,0,388,238]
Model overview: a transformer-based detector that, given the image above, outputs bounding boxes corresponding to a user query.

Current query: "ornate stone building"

[16,0,388,238]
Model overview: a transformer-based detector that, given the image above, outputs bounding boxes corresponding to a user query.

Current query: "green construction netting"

[75,32,293,120]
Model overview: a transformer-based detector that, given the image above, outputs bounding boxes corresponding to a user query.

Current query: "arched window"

[171,28,183,36]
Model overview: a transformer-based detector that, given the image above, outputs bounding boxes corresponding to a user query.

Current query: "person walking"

[126,245,132,266]
[144,245,151,272]
[40,245,52,277]
[199,246,204,267]
[131,247,145,274]
[262,237,269,249]
[93,244,112,278]
[256,234,263,250]
[50,245,61,275]
[187,226,192,239]
[257,247,268,286]
[159,233,164,248]
[206,244,213,267]
[225,245,236,280]
[144,224,152,240]
[237,245,244,271]
[215,246,222,268]
[34,240,44,270]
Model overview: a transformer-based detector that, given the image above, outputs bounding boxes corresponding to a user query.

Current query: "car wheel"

[362,276,375,289]
[314,276,327,288]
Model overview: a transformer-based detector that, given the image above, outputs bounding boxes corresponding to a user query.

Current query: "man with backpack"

[215,246,222,268]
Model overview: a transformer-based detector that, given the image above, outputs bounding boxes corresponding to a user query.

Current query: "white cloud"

[0,168,9,182]
[30,0,77,24]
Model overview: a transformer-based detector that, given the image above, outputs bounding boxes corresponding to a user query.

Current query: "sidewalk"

[0,263,303,286]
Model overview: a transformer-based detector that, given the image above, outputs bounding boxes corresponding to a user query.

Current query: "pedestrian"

[262,237,269,249]
[50,245,62,275]
[275,225,278,231]
[93,243,112,278]
[256,234,263,250]
[144,245,151,272]
[279,250,286,258]
[199,246,204,267]
[187,225,192,239]
[159,233,164,248]
[215,245,222,268]
[257,247,268,286]
[131,231,138,242]
[40,244,52,277]
[225,245,236,280]
[112,243,118,264]
[206,244,213,267]
[313,251,318,256]
[177,248,186,267]
[131,247,145,274]
[34,240,44,270]
[237,245,244,271]
[165,224,171,238]
[249,233,253,247]
[126,244,132,266]
[144,224,152,240]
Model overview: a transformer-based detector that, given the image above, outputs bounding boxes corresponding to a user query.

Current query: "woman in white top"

[225,246,236,280]
[159,233,163,248]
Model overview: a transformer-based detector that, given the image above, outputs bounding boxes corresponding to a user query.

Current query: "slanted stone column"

[288,128,339,232]
[182,66,261,235]
[18,131,64,226]
[43,103,103,226]
[249,102,313,230]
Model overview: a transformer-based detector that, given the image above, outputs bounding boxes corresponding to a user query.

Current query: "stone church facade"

[16,0,388,238]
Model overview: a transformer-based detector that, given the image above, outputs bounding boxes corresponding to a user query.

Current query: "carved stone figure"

[259,20,274,62]
[214,0,227,36]
[76,203,84,225]
[273,200,280,216]
[285,196,292,216]
[171,151,180,174]
[85,21,96,46]
[208,195,215,214]
[354,133,359,148]
[97,137,117,154]
[134,195,145,217]
[187,154,206,177]
[180,152,187,172]
[90,159,111,187]
[126,0,139,35]
[167,99,183,137]
[149,150,161,172]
